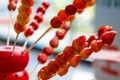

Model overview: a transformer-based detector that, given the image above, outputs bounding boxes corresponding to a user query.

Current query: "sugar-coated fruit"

[50,16,62,28]
[37,53,48,64]
[65,4,77,15]
[14,22,26,34]
[56,29,66,39]
[0,46,29,72]
[38,66,55,80]
[8,1,16,11]
[69,54,81,68]
[37,5,46,14]
[87,34,98,46]
[30,20,39,30]
[47,60,59,73]
[73,0,86,9]
[21,0,34,7]
[42,46,54,56]
[50,36,59,48]
[42,1,50,9]
[98,25,112,37]
[34,13,43,23]
[90,40,104,52]
[57,63,70,76]
[100,31,117,45]
[63,46,76,60]
[57,10,68,21]
[55,53,68,68]
[24,27,34,37]
[72,35,86,52]
[18,5,32,16]
[80,47,93,59]
[17,14,30,25]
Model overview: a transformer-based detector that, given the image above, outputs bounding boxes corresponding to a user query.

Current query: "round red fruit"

[56,29,66,39]
[37,53,48,64]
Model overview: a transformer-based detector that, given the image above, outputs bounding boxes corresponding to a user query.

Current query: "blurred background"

[0,0,120,80]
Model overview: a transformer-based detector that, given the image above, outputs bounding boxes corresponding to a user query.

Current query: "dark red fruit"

[73,0,86,9]
[100,31,117,45]
[37,53,48,64]
[57,63,70,76]
[42,46,54,56]
[42,1,50,9]
[80,47,93,59]
[69,55,81,68]
[65,4,77,15]
[72,35,86,52]
[8,1,16,11]
[87,34,98,46]
[50,36,59,48]
[55,53,67,67]
[30,20,39,30]
[0,46,29,72]
[0,70,29,80]
[37,5,46,14]
[57,10,68,21]
[56,29,66,39]
[98,25,112,37]
[24,27,34,37]
[34,13,43,23]
[63,46,76,60]
[90,40,104,52]
[50,16,62,28]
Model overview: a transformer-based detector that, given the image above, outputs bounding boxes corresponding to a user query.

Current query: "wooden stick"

[27,26,53,51]
[12,33,19,56]
[7,10,12,46]
[29,62,39,77]
[23,37,29,48]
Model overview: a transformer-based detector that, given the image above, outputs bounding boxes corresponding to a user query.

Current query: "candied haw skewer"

[12,0,34,55]
[37,35,86,80]
[37,25,117,80]
[28,0,94,51]
[23,1,50,48]
[38,22,71,63]
[7,0,18,46]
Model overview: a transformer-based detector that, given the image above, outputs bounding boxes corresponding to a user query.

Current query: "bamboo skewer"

[27,26,53,51]
[29,62,39,77]
[6,10,12,46]
[12,34,19,56]
[23,37,30,48]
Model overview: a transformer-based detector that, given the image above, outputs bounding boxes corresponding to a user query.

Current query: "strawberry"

[80,47,93,59]
[69,55,81,68]
[100,31,117,45]
[90,40,104,52]
[55,53,68,68]
[57,63,70,76]
[72,35,86,52]
[98,25,112,38]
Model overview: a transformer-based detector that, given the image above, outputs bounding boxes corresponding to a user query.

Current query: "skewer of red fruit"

[37,25,117,80]
[7,0,18,46]
[23,1,50,48]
